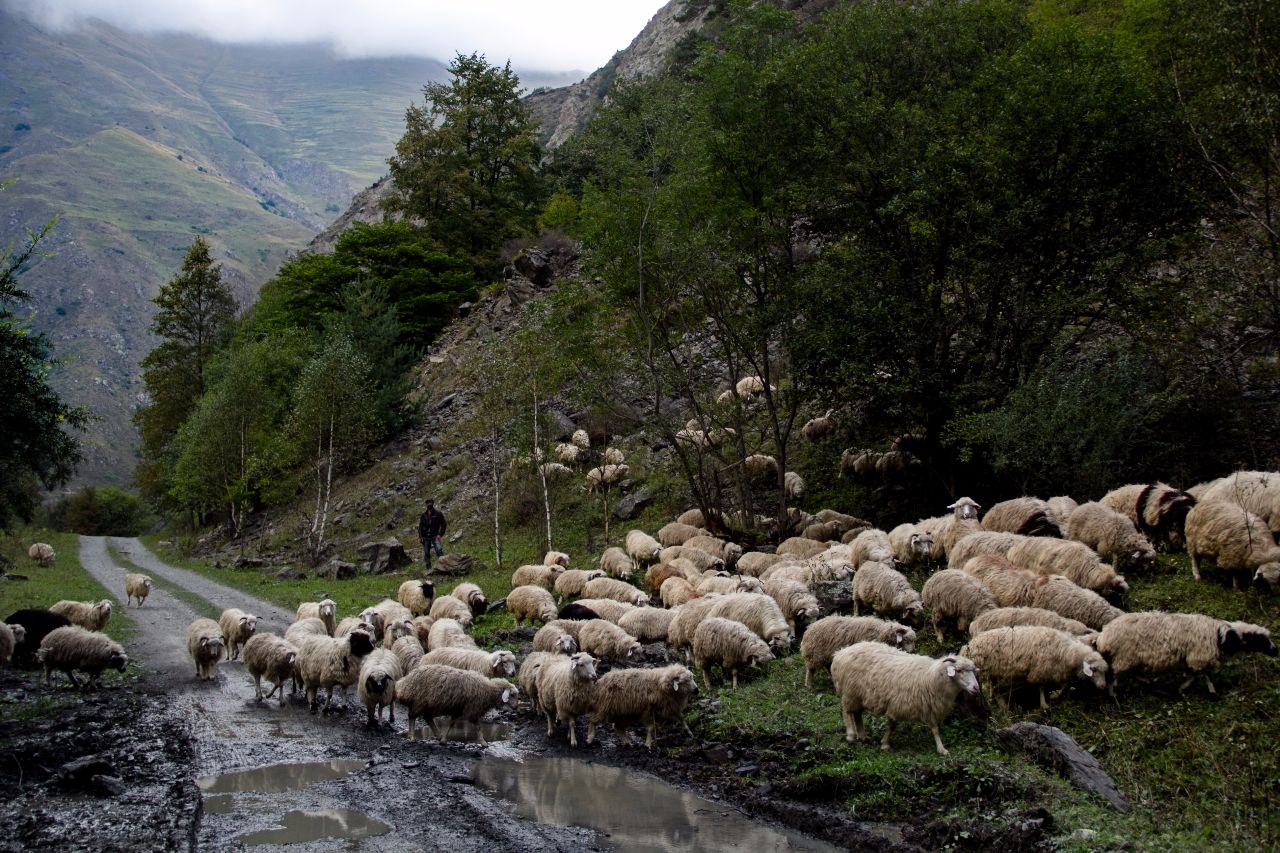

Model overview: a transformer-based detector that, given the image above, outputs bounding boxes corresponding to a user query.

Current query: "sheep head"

[491,650,518,677]
[666,667,698,695]
[108,650,128,672]
[569,652,599,682]
[348,630,376,657]
[9,625,25,644]
[1080,655,1109,691]
[319,600,337,619]
[240,615,257,634]
[942,656,981,696]
[910,533,934,558]
[895,626,918,652]
[948,498,981,520]
[1254,563,1280,592]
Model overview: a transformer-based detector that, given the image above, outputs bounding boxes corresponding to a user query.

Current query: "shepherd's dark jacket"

[418,508,447,540]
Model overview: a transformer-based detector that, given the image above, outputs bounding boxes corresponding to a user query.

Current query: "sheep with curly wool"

[831,643,980,755]
[586,464,629,491]
[186,617,225,680]
[799,615,917,688]
[625,530,663,567]
[741,453,780,484]
[599,547,634,580]
[38,626,127,688]
[450,582,488,616]
[889,524,935,570]
[396,664,517,744]
[762,577,821,635]
[676,508,707,527]
[1044,496,1080,530]
[969,607,1095,639]
[916,498,983,559]
[507,585,559,626]
[618,606,676,643]
[1096,612,1241,695]
[296,599,337,635]
[947,531,1028,571]
[49,599,113,633]
[421,646,518,678]
[218,608,257,661]
[665,595,728,655]
[921,569,996,641]
[556,442,585,465]
[660,576,701,608]
[296,628,377,713]
[1184,500,1280,590]
[392,635,425,672]
[736,552,786,577]
[1005,537,1129,596]
[571,598,637,624]
[429,595,475,626]
[658,522,706,548]
[1100,483,1197,549]
[961,626,1108,709]
[124,573,153,607]
[512,564,560,590]
[854,561,924,623]
[785,471,806,500]
[776,537,828,560]
[577,619,642,662]
[537,652,600,746]
[533,623,579,654]
[1065,502,1157,569]
[848,529,894,567]
[582,576,650,606]
[1197,471,1280,538]
[704,592,793,653]
[426,618,478,651]
[980,497,1063,538]
[960,555,1041,608]
[397,581,436,617]
[1030,576,1125,630]
[0,623,20,666]
[555,569,605,600]
[692,617,774,689]
[544,550,571,568]
[587,664,698,748]
[357,648,403,726]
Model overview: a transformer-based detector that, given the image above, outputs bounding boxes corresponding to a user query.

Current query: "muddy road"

[0,538,876,852]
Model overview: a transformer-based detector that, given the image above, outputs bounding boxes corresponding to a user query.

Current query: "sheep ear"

[672,681,680,692]
[946,665,957,678]
[502,688,513,702]
[1082,661,1094,677]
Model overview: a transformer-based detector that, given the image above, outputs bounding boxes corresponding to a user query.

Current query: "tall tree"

[385,52,545,272]
[134,237,237,504]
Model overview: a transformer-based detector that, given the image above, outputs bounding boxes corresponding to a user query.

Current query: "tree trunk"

[492,425,502,572]
[533,394,553,552]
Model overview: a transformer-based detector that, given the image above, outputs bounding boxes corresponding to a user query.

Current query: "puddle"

[202,794,233,815]
[470,755,840,852]
[437,720,512,743]
[239,808,390,846]
[197,758,366,794]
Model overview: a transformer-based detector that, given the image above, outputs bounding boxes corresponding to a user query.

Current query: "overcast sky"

[7,0,670,73]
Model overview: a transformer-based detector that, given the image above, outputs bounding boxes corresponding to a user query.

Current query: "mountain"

[0,7,577,488]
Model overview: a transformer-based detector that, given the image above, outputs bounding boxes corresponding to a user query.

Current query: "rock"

[456,302,473,316]
[703,744,734,765]
[512,247,553,287]
[436,392,458,411]
[449,531,463,543]
[996,722,1128,811]
[613,488,653,520]
[432,553,474,576]
[91,774,126,797]
[59,755,114,787]
[232,556,266,569]
[212,560,223,569]
[547,409,577,441]
[357,538,413,575]
[316,560,357,581]
[813,580,853,615]
[735,764,760,776]
[275,567,306,581]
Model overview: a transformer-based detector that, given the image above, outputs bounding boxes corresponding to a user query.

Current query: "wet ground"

[1,537,904,852]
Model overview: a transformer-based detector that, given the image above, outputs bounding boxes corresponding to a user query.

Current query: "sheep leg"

[731,668,739,690]
[565,715,579,748]
[438,717,453,744]
[930,724,950,756]
[406,715,417,740]
[388,702,395,724]
[1039,686,1049,710]
[803,665,813,689]
[841,702,856,743]
[645,723,657,750]
[42,665,53,686]
[933,617,944,644]
[307,686,319,714]
[587,721,597,744]
[1203,674,1217,696]
[701,667,711,692]
[366,705,377,728]
[1189,551,1201,581]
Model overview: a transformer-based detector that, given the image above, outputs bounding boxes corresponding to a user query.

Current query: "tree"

[134,237,236,504]
[386,53,545,272]
[0,180,87,530]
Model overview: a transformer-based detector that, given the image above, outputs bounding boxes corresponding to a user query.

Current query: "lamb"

[512,564,561,590]
[585,463,629,490]
[577,619,642,662]
[1184,499,1280,590]
[1100,483,1197,548]
[533,623,579,654]
[27,543,55,565]
[429,595,475,626]
[683,535,743,568]
[124,573,153,607]
[0,623,21,666]
[519,651,554,712]
[762,577,821,635]
[969,607,1096,639]
[802,409,836,441]
[658,522,706,548]
[544,550,572,567]
[296,599,338,635]
[392,635,426,672]
[776,537,828,560]
[854,561,924,623]
[980,497,1063,537]
[582,576,650,606]
[450,582,489,616]
[397,581,436,617]
[218,608,257,661]
[1044,496,1080,530]
[571,598,637,623]
[830,643,981,755]
[421,647,518,678]
[1065,502,1157,568]
[4,609,71,667]
[1198,471,1280,537]
[357,648,403,726]
[587,664,698,748]
[849,529,895,567]
[799,615,918,688]
[947,531,1027,570]
[697,575,765,596]
[889,524,935,569]
[1030,576,1124,630]
[961,626,1108,708]
[1096,611,1242,695]
[536,652,600,746]
[49,599,113,632]
[1005,537,1129,596]
[241,633,298,704]
[296,628,377,713]
[396,664,517,744]
[921,569,997,641]
[555,569,605,599]
[661,576,701,607]
[427,618,478,651]
[692,617,774,689]
[736,552,786,577]
[625,529,663,566]
[37,626,128,688]
[703,592,794,652]
[599,547,635,579]
[618,606,677,643]
[917,497,983,559]
[507,585,560,626]
[186,618,226,680]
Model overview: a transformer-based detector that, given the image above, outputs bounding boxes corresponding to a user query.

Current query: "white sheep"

[785,471,806,500]
[1099,482,1197,549]
[921,569,997,641]
[533,622,579,654]
[1065,502,1157,569]
[599,546,635,579]
[392,635,426,672]
[762,577,820,635]
[980,497,1063,537]
[544,550,572,567]
[698,575,765,596]
[665,595,728,655]
[692,617,774,689]
[657,522,705,548]
[296,599,338,635]
[1005,537,1129,596]
[1096,612,1241,695]
[1030,576,1124,630]
[888,524,935,569]
[537,651,600,746]
[917,498,983,560]
[37,626,127,688]
[285,617,330,646]
[427,618,478,651]
[848,529,894,567]
[540,462,574,479]
[776,537,828,560]
[802,409,836,441]
[577,619,642,662]
[741,453,780,484]
[187,618,225,680]
[397,581,436,617]
[661,544,725,572]
[968,607,1095,639]
[0,623,20,666]
[507,585,559,626]
[1184,500,1280,590]
[556,442,585,465]
[585,464,629,490]
[218,608,258,661]
[357,648,403,726]
[396,664,517,744]
[124,573,153,607]
[296,629,377,713]
[799,615,917,688]
[554,568,605,600]
[683,535,743,568]
[587,664,698,748]
[736,552,786,577]
[429,595,475,626]
[961,626,1108,709]
[582,576,649,607]
[1198,471,1280,538]
[961,554,1042,608]
[519,651,554,713]
[27,543,55,565]
[660,576,701,608]
[450,582,489,616]
[946,531,1028,570]
[371,599,415,634]
[512,564,561,590]
[421,647,518,678]
[703,592,793,652]
[571,429,591,449]
[677,508,708,527]
[830,643,980,755]
[333,616,374,639]
[854,561,924,623]
[49,599,113,632]
[1044,496,1080,530]
[618,607,676,643]
[603,447,625,465]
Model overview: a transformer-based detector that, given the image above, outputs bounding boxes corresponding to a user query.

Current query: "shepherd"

[418,498,447,569]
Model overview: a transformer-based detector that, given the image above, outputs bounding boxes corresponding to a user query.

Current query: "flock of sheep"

[2,469,1276,760]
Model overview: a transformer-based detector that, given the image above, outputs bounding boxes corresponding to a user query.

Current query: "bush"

[43,487,155,536]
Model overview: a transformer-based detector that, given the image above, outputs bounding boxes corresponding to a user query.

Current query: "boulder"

[316,560,357,581]
[512,247,553,287]
[232,556,267,569]
[547,409,577,441]
[613,488,653,520]
[275,567,306,581]
[432,553,474,577]
[996,722,1128,811]
[357,538,412,575]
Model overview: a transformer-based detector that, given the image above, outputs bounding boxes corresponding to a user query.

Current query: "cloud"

[6,0,668,72]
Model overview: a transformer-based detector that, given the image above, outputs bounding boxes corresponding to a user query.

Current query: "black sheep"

[5,609,73,667]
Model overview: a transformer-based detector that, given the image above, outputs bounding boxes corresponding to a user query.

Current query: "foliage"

[385,53,545,275]
[42,487,154,536]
